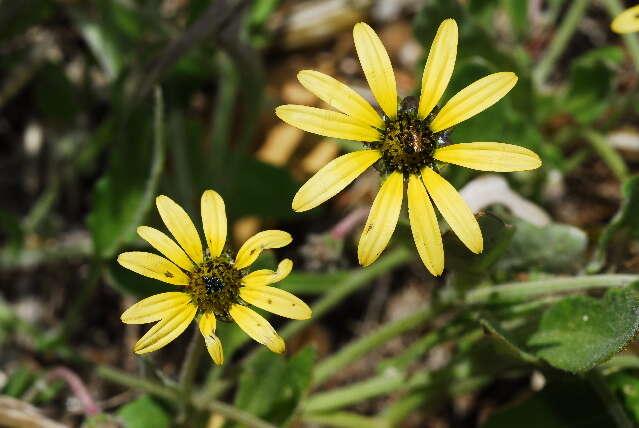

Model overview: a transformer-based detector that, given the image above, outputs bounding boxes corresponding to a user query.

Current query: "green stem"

[304,411,390,428]
[313,302,438,387]
[209,53,237,170]
[587,369,634,428]
[464,274,638,304]
[178,327,203,398]
[97,365,277,428]
[582,129,628,181]
[533,0,590,86]
[602,0,639,71]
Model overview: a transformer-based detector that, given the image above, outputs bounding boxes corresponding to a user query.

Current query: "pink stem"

[330,207,370,239]
[48,366,100,416]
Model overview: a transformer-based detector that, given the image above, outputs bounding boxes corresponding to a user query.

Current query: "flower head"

[611,5,639,34]
[276,20,541,276]
[118,190,312,364]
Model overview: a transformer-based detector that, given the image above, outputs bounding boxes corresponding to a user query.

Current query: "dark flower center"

[367,96,451,176]
[187,254,243,321]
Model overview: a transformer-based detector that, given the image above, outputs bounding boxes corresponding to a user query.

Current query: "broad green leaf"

[233,347,315,426]
[2,367,35,398]
[479,313,541,365]
[526,285,639,372]
[87,89,165,260]
[116,396,170,428]
[496,218,587,274]
[589,176,639,272]
[482,379,616,428]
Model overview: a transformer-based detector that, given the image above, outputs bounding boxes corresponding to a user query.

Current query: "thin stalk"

[602,0,639,71]
[304,411,390,428]
[583,129,628,181]
[209,53,238,170]
[97,365,277,428]
[533,0,590,86]
[587,369,634,428]
[179,327,204,397]
[464,274,638,304]
[313,302,437,387]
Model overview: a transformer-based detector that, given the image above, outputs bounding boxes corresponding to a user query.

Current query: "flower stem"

[533,0,590,87]
[582,129,628,182]
[587,369,634,428]
[602,0,639,71]
[464,274,638,304]
[179,326,204,397]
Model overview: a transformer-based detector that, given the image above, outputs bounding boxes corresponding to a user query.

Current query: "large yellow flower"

[276,20,541,276]
[611,5,639,34]
[118,190,311,364]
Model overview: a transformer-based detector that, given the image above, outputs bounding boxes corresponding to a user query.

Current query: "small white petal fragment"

[133,304,197,354]
[229,305,285,354]
[137,226,194,271]
[431,72,517,132]
[276,105,380,142]
[297,70,383,128]
[242,259,293,287]
[434,142,542,172]
[358,172,404,266]
[121,292,191,324]
[235,230,292,270]
[353,22,398,118]
[418,19,458,119]
[199,312,223,365]
[293,150,381,212]
[240,286,312,320]
[156,195,203,264]
[117,252,189,285]
[201,190,227,258]
[407,175,444,276]
[422,168,483,254]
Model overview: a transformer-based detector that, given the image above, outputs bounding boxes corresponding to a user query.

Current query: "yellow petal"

[407,175,443,276]
[235,230,292,270]
[199,312,223,365]
[275,105,380,142]
[293,150,381,212]
[121,292,191,324]
[137,226,194,271]
[117,252,189,285]
[353,22,398,118]
[358,171,403,266]
[201,190,227,258]
[422,168,483,254]
[156,195,203,264]
[434,142,542,172]
[297,70,383,128]
[431,72,518,132]
[133,304,197,354]
[242,258,293,287]
[418,19,458,119]
[612,5,639,34]
[229,304,285,354]
[240,286,312,320]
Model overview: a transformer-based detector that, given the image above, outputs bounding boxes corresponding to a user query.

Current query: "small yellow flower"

[118,190,311,364]
[611,5,639,34]
[276,20,541,276]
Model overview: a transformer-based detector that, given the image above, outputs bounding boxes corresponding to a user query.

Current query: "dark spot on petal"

[165,271,174,278]
[267,299,272,304]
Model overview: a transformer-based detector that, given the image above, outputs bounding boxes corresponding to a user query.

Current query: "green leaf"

[609,371,639,423]
[443,212,515,289]
[116,395,170,428]
[233,347,315,426]
[482,379,616,428]
[2,367,35,398]
[589,176,639,272]
[279,271,349,295]
[87,88,165,260]
[496,218,587,274]
[527,285,639,372]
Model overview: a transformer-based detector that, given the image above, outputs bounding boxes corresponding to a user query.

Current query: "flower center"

[369,96,451,176]
[187,254,243,321]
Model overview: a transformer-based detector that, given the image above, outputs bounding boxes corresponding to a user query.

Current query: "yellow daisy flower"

[611,5,639,34]
[276,19,541,276]
[118,190,312,365]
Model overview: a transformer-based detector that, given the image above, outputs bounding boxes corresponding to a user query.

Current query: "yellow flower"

[118,190,312,365]
[611,5,639,34]
[276,20,541,276]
